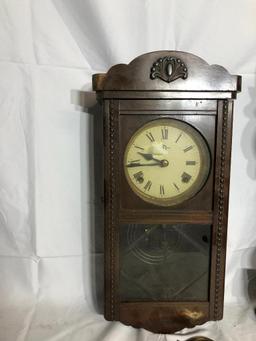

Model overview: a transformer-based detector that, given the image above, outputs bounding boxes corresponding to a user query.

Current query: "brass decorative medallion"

[150,56,188,83]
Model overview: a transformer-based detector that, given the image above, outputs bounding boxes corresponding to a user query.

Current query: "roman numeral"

[175,133,182,143]
[144,180,152,191]
[183,145,193,153]
[173,183,180,191]
[160,185,165,195]
[181,172,192,183]
[134,145,144,150]
[133,171,144,183]
[130,159,141,163]
[186,160,196,165]
[146,132,155,142]
[161,127,168,140]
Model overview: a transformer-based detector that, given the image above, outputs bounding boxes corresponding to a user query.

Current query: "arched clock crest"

[92,51,241,334]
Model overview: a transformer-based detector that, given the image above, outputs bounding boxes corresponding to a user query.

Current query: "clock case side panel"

[209,99,234,320]
[103,99,120,321]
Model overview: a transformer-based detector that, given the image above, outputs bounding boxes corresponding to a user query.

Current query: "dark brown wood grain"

[93,51,241,334]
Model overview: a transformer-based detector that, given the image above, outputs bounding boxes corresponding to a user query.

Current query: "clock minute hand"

[126,162,161,168]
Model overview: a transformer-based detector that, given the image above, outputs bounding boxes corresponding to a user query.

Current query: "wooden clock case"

[92,51,241,334]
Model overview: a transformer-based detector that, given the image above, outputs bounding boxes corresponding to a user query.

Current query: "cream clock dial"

[124,119,211,206]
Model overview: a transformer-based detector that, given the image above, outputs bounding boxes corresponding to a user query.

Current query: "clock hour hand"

[137,152,162,163]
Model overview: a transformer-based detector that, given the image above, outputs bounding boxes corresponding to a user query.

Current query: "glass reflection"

[120,224,211,301]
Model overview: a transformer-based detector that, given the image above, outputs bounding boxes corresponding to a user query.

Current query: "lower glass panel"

[120,223,211,301]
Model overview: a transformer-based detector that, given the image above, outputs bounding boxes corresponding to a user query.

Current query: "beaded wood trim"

[213,100,229,319]
[108,99,119,319]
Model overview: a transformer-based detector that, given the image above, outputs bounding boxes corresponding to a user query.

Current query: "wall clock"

[92,51,241,334]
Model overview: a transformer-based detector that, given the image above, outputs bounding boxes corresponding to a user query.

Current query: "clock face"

[123,118,211,206]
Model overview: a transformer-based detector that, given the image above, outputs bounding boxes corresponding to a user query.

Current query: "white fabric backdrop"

[1,0,256,340]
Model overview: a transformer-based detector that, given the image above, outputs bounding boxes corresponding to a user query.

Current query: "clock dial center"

[160,159,169,167]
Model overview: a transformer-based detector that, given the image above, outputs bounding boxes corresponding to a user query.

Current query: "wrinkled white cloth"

[0,0,256,340]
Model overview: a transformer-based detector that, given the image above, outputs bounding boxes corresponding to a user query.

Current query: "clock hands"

[137,152,169,167]
[127,160,169,168]
[126,147,171,168]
